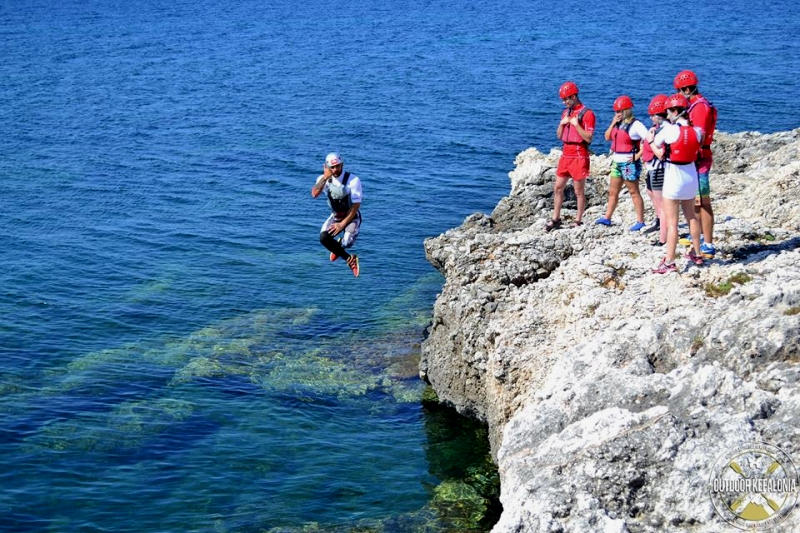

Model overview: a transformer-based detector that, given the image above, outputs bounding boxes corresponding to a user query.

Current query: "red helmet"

[647,94,669,115]
[559,81,579,99]
[613,95,633,112]
[667,93,689,109]
[673,69,698,89]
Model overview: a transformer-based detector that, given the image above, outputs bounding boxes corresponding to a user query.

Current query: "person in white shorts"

[310,152,362,277]
[647,94,704,274]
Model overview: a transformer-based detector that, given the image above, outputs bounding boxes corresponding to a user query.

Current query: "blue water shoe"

[700,243,716,258]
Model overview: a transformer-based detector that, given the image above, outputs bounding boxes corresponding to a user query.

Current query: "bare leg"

[604,178,623,219]
[697,197,714,243]
[645,188,656,224]
[645,188,655,210]
[625,180,645,223]
[553,176,568,221]
[573,178,586,223]
[653,191,666,243]
[663,199,680,263]
[682,200,702,256]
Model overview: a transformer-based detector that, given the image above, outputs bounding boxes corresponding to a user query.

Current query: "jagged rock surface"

[420,129,800,532]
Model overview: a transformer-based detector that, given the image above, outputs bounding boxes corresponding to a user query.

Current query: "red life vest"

[688,95,718,147]
[641,141,654,162]
[641,125,663,162]
[560,106,590,144]
[611,121,639,154]
[666,125,701,164]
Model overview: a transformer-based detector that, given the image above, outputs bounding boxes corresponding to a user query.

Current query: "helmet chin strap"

[567,97,577,113]
[670,111,685,123]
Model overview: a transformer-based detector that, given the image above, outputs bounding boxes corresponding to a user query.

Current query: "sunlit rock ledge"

[420,129,800,532]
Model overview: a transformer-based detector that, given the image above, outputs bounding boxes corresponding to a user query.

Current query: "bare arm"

[571,115,594,144]
[647,128,665,160]
[311,165,333,197]
[649,141,665,160]
[556,113,570,140]
[604,112,622,141]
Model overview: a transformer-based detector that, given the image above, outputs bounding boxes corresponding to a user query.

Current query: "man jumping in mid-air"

[311,152,362,277]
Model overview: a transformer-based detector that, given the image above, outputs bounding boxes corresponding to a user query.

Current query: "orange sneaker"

[348,255,359,277]
[330,237,342,261]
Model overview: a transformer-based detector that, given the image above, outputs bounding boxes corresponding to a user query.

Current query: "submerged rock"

[421,129,800,531]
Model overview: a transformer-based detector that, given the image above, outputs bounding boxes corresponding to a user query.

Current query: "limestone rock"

[421,129,800,531]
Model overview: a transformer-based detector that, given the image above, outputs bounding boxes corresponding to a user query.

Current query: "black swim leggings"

[319,231,351,260]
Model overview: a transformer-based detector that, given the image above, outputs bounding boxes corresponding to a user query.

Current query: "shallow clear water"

[1,0,798,530]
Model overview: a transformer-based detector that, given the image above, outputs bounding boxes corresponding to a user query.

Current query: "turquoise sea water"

[2,0,799,530]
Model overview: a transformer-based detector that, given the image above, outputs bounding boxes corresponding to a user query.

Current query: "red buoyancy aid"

[667,125,701,164]
[641,140,654,162]
[688,95,718,146]
[641,124,663,162]
[560,106,590,144]
[611,122,639,154]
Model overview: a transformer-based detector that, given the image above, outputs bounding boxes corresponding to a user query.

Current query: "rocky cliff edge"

[421,129,800,532]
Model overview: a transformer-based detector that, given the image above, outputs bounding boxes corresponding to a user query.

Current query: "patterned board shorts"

[610,160,641,182]
[697,172,710,198]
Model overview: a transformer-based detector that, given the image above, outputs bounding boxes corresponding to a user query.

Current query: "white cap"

[325,152,343,167]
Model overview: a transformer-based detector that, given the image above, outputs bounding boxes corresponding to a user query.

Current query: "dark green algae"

[13,303,500,531]
[265,391,502,533]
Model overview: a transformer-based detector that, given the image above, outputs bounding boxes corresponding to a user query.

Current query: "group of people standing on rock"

[310,69,718,278]
[546,69,718,274]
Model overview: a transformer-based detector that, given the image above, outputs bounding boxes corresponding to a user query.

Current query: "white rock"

[421,130,800,531]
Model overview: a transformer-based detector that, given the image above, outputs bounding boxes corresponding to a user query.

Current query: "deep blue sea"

[1,0,798,531]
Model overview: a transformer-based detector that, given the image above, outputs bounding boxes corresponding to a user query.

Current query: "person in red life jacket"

[642,94,669,246]
[647,93,704,274]
[311,152,362,277]
[546,81,595,231]
[674,69,718,258]
[596,95,649,231]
